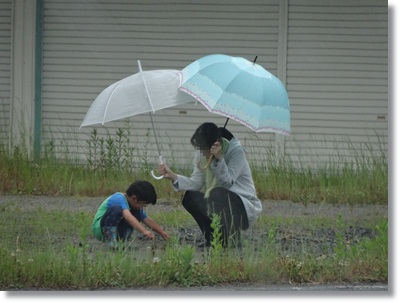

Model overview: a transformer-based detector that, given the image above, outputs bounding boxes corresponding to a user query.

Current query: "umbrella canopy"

[178,54,290,135]
[80,69,194,128]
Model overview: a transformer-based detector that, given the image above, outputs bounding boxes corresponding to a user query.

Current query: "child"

[91,180,169,248]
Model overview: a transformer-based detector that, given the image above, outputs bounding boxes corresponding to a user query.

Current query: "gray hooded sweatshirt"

[173,138,262,225]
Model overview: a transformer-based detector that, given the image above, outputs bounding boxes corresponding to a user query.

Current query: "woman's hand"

[159,163,177,181]
[210,141,223,161]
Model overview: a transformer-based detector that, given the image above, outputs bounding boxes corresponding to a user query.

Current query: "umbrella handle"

[151,155,164,180]
[197,155,214,170]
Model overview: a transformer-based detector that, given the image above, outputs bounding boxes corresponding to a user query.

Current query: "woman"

[159,122,262,247]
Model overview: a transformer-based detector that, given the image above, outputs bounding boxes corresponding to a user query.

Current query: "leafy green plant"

[210,213,223,253]
[85,127,138,174]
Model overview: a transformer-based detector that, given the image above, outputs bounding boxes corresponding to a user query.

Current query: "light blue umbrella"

[179,54,290,135]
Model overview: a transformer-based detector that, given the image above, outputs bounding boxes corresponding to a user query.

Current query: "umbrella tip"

[253,56,258,63]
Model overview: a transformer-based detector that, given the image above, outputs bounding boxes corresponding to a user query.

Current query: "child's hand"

[161,231,170,241]
[143,230,155,240]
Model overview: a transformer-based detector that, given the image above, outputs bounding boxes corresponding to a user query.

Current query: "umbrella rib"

[137,60,161,156]
[138,61,156,113]
[102,78,126,124]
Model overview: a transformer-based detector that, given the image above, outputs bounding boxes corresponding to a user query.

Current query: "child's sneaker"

[102,226,118,249]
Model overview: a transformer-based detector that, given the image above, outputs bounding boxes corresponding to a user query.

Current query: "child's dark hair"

[126,180,157,205]
[190,122,221,149]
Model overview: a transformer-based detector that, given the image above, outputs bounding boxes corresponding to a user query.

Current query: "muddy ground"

[0,195,388,257]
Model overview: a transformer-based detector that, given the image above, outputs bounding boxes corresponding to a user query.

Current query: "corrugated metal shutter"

[40,0,388,170]
[0,0,12,149]
[286,0,388,168]
[41,0,280,168]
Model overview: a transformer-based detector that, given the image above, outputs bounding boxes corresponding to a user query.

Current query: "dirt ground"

[0,195,387,220]
[0,195,388,256]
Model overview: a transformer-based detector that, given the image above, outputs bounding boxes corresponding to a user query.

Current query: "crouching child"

[91,180,169,248]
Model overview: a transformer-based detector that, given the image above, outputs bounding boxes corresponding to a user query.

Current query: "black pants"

[181,187,249,247]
